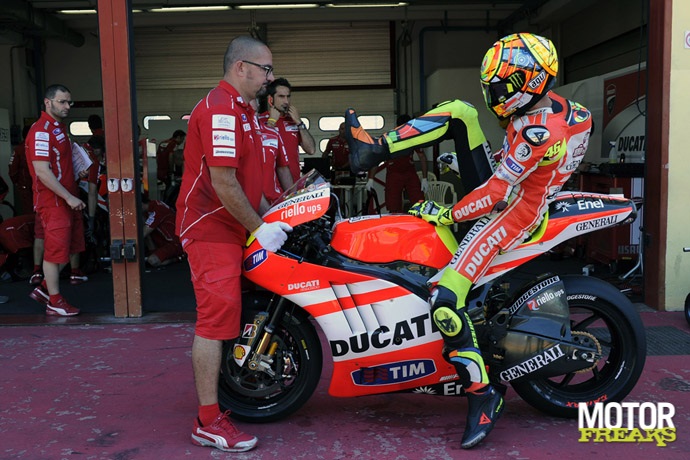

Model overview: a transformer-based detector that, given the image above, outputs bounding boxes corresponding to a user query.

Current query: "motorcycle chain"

[571,330,602,373]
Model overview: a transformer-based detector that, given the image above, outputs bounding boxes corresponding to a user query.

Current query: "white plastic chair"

[425,181,458,231]
[418,171,437,182]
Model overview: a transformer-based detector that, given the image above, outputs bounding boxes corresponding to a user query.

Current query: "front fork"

[245,295,290,376]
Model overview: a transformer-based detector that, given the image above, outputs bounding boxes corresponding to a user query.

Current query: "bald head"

[223,35,268,74]
[222,35,273,102]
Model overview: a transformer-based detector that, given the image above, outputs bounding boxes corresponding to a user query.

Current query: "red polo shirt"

[25,111,77,209]
[258,113,289,203]
[326,135,350,169]
[267,115,302,181]
[176,80,265,245]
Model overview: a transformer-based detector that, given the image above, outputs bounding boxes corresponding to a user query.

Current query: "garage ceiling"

[1,0,597,46]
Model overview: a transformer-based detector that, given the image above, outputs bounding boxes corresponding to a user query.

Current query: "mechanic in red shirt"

[262,78,316,182]
[258,111,292,204]
[156,130,186,189]
[142,199,182,266]
[176,36,291,454]
[25,84,86,316]
[80,134,107,243]
[8,126,33,215]
[323,122,353,184]
[0,214,35,277]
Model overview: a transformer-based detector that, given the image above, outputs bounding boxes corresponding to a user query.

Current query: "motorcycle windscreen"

[330,215,456,268]
[262,169,331,227]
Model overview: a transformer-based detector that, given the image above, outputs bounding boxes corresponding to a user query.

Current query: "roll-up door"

[133,21,394,123]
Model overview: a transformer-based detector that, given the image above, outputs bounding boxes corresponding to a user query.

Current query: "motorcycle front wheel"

[218,306,323,423]
[511,275,647,418]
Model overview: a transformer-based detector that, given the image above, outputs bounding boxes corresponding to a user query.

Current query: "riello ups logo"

[578,402,676,447]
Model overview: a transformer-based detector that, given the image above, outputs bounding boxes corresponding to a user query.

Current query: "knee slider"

[430,286,462,337]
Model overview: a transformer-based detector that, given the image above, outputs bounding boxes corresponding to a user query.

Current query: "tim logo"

[505,157,524,175]
[243,249,267,271]
[351,359,435,386]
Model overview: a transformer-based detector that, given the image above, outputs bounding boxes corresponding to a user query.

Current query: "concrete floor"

[0,308,689,460]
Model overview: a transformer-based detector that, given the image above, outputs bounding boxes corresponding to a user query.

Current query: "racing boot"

[344,108,388,173]
[461,385,504,449]
[430,285,489,393]
[429,284,502,448]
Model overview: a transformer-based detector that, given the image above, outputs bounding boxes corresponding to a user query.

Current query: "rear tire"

[511,275,646,418]
[218,306,323,423]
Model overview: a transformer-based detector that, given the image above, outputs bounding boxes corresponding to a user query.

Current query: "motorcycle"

[219,170,647,423]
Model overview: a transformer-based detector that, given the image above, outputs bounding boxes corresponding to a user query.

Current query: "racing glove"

[408,200,455,226]
[420,178,429,193]
[252,222,293,252]
[437,152,460,177]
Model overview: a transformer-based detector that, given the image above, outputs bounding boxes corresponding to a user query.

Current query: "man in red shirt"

[258,111,292,204]
[176,35,291,453]
[156,130,186,189]
[142,199,183,266]
[25,84,86,316]
[262,78,316,182]
[8,126,33,215]
[323,122,352,184]
[87,114,104,136]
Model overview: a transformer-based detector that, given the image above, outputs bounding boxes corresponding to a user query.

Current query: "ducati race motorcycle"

[219,170,646,423]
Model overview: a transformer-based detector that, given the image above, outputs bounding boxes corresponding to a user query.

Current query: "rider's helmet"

[480,33,558,121]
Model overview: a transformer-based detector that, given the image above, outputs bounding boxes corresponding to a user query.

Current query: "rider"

[345,33,592,449]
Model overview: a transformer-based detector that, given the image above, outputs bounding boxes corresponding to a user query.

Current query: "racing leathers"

[412,91,592,393]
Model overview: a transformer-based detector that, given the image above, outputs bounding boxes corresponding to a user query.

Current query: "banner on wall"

[601,69,647,163]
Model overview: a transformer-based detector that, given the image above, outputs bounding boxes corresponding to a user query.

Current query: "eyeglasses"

[241,60,274,77]
[51,99,74,107]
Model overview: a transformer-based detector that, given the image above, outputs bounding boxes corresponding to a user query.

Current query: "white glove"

[253,222,293,252]
[437,152,460,176]
[365,178,375,192]
[420,178,429,193]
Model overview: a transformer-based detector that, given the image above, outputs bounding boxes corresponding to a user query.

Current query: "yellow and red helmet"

[480,33,558,120]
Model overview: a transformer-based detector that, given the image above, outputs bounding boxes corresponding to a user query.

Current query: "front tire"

[511,275,647,418]
[218,306,323,423]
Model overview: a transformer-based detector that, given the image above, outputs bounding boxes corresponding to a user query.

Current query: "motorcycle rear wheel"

[218,307,323,423]
[511,275,647,418]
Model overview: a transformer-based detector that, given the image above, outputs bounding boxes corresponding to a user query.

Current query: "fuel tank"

[330,215,456,268]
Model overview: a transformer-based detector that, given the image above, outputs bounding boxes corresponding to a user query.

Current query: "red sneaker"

[46,297,80,316]
[29,271,44,286]
[29,285,49,305]
[191,411,257,452]
[70,270,88,285]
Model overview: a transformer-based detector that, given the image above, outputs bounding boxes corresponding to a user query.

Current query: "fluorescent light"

[58,9,144,14]
[326,2,408,7]
[58,9,97,15]
[149,6,231,13]
[236,4,319,9]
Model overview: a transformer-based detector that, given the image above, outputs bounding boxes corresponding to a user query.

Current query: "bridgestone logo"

[508,276,560,314]
[567,294,597,302]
